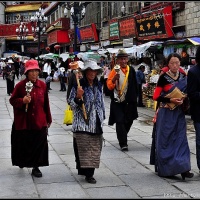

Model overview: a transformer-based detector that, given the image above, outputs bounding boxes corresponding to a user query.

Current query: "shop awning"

[187,37,200,45]
[164,37,200,46]
[5,3,43,12]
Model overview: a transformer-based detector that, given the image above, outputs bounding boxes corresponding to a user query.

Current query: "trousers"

[116,121,133,148]
[194,122,200,169]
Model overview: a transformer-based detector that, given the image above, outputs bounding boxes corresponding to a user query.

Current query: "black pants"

[46,82,50,90]
[6,78,14,95]
[73,137,95,177]
[59,77,66,91]
[43,72,48,80]
[137,84,143,106]
[103,78,110,96]
[116,121,133,148]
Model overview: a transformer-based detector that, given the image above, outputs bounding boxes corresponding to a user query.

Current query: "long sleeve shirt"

[10,78,52,130]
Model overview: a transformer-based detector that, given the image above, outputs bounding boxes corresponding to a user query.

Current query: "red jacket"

[10,78,52,130]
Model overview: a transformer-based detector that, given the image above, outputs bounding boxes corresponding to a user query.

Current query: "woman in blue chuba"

[152,53,193,180]
[67,59,105,184]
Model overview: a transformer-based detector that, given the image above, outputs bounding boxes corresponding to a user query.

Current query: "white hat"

[77,61,84,69]
[81,59,102,74]
[7,59,14,64]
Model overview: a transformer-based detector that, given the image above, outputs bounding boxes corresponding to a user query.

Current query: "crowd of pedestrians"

[0,47,200,184]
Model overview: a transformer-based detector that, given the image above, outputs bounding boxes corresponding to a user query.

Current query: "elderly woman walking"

[9,59,52,178]
[67,59,105,184]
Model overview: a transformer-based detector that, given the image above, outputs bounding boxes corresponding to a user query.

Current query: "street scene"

[0,2,200,199]
[0,77,199,199]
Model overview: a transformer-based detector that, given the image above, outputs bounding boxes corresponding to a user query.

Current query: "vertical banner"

[118,16,136,39]
[76,26,82,44]
[109,18,119,41]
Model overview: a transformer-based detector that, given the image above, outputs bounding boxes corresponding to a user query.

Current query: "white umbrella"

[59,53,70,62]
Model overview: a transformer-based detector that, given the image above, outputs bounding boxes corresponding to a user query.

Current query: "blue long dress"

[155,73,191,177]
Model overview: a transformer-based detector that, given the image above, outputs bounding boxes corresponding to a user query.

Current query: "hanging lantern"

[54,44,60,51]
[46,47,50,52]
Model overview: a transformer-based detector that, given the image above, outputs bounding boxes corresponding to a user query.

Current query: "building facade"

[0,2,199,58]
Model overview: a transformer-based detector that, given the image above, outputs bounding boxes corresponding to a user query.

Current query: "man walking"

[107,49,138,151]
[187,45,200,174]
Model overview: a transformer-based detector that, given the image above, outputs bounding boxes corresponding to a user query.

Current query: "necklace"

[167,70,179,79]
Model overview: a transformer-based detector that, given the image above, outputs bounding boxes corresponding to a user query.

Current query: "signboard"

[47,30,70,46]
[0,22,32,37]
[79,23,98,43]
[109,18,119,41]
[119,16,136,39]
[123,38,133,48]
[135,6,173,40]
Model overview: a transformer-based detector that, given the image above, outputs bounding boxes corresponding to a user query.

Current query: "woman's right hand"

[23,94,31,104]
[76,86,84,99]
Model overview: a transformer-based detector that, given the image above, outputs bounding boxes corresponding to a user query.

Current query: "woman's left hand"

[170,98,183,105]
[47,123,51,128]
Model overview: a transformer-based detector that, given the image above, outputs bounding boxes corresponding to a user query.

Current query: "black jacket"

[187,64,200,122]
[108,66,138,125]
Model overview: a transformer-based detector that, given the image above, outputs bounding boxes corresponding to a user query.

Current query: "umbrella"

[59,53,70,62]
[43,53,59,59]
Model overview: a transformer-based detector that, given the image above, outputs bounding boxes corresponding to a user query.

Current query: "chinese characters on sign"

[79,23,98,43]
[119,16,136,39]
[135,6,173,40]
[109,18,119,41]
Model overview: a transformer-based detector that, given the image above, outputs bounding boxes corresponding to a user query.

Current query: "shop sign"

[47,30,70,46]
[109,18,119,41]
[90,44,100,50]
[80,44,86,52]
[101,40,110,47]
[123,38,133,48]
[101,26,109,40]
[0,22,32,37]
[119,16,136,39]
[135,6,173,40]
[79,23,98,43]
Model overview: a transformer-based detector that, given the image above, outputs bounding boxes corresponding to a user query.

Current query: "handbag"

[63,104,73,125]
[164,87,186,110]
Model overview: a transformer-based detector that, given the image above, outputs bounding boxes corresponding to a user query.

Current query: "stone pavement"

[0,77,200,199]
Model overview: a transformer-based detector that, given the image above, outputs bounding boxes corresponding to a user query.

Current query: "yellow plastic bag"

[63,104,73,125]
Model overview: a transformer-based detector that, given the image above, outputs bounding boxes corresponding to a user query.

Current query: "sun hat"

[116,49,129,58]
[24,59,41,74]
[7,59,14,64]
[77,60,84,69]
[81,59,103,74]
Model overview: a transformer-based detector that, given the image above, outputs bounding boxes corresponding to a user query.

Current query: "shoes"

[121,145,128,151]
[49,88,52,90]
[181,171,194,180]
[85,176,96,184]
[31,167,42,178]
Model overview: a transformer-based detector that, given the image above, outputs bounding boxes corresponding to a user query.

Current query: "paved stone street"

[0,77,199,199]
